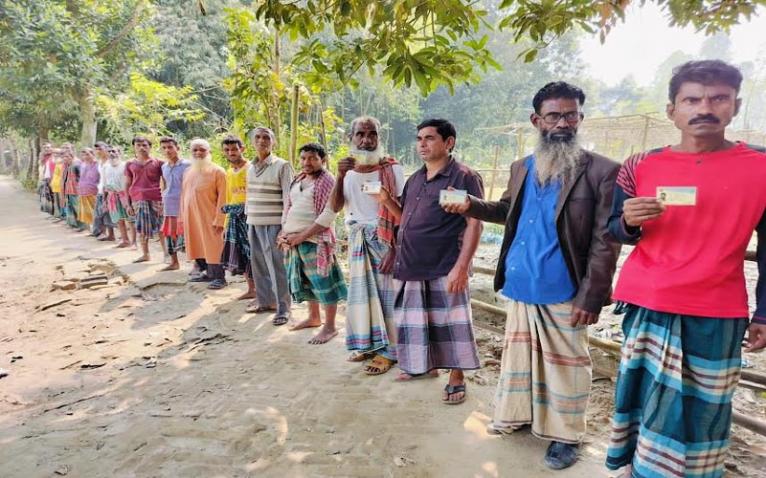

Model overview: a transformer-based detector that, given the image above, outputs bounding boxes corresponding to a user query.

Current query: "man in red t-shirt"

[606,60,766,478]
[125,136,164,263]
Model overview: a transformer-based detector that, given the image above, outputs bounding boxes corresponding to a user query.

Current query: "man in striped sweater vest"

[245,127,294,325]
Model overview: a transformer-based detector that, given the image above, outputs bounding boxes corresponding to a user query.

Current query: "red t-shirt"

[125,158,162,202]
[614,143,766,318]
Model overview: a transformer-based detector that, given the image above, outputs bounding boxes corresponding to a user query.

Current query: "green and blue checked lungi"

[606,303,748,478]
[221,203,250,276]
[286,242,346,305]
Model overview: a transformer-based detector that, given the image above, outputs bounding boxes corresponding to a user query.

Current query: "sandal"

[347,351,375,362]
[272,315,289,326]
[364,356,394,376]
[207,279,228,290]
[442,383,467,405]
[246,302,276,313]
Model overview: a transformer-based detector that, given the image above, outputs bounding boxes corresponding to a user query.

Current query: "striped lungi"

[107,191,130,223]
[160,216,184,255]
[345,222,397,360]
[286,242,346,305]
[134,200,163,238]
[606,303,749,478]
[65,194,81,228]
[78,195,96,226]
[394,275,480,375]
[491,300,591,443]
[221,204,250,275]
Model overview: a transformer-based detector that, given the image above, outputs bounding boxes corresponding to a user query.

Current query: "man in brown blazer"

[444,82,620,470]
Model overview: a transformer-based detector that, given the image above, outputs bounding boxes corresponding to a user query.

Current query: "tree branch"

[95,0,146,58]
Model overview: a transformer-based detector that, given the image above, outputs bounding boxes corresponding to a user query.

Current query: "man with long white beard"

[327,116,405,376]
[445,82,620,470]
[180,138,228,290]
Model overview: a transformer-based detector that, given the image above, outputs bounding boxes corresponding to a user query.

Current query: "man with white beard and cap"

[444,82,620,470]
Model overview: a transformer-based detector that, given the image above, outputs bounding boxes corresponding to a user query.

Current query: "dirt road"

[0,175,664,477]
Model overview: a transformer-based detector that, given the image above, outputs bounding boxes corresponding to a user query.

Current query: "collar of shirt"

[415,157,457,182]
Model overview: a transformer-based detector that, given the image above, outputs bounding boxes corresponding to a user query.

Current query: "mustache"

[688,114,720,125]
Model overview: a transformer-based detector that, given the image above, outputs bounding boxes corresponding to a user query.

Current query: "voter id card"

[656,186,697,206]
[362,181,382,194]
[439,189,467,205]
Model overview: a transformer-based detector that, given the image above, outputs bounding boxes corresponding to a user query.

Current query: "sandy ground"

[0,175,612,478]
[0,174,763,478]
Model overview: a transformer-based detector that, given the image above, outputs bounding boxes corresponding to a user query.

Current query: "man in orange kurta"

[180,138,228,289]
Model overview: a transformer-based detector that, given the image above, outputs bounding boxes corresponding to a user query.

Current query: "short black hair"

[159,136,178,146]
[532,82,586,114]
[221,135,244,148]
[132,135,152,146]
[299,142,326,159]
[668,60,743,103]
[416,118,457,144]
[94,141,108,148]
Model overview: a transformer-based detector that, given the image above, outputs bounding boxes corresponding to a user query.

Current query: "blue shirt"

[501,156,576,304]
[161,159,191,217]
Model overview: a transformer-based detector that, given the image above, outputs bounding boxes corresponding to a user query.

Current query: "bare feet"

[395,370,439,382]
[237,290,257,300]
[289,317,322,331]
[132,255,150,263]
[308,326,338,344]
[159,264,179,271]
[115,242,130,249]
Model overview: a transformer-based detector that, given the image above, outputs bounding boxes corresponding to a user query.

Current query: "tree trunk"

[271,29,281,145]
[79,89,98,146]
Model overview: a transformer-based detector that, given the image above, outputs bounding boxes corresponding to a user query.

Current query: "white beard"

[191,157,213,172]
[350,144,385,166]
[533,133,582,185]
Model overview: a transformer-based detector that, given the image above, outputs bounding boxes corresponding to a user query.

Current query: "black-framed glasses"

[540,111,583,125]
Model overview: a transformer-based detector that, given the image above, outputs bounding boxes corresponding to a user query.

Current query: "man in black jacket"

[444,82,620,470]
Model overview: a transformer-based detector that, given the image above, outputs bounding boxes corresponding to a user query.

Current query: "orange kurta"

[180,164,227,263]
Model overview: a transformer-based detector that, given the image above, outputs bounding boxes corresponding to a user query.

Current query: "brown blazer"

[466,151,621,313]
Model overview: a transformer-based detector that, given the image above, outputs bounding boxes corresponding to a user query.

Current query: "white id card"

[439,189,467,205]
[362,181,382,194]
[656,186,697,206]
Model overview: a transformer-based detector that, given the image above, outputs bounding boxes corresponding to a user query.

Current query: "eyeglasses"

[540,111,583,125]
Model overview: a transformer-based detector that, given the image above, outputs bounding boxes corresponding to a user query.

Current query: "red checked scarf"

[376,157,400,273]
[287,169,336,276]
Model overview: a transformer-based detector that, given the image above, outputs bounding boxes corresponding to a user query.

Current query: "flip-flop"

[442,383,467,405]
[246,303,276,313]
[364,356,395,375]
[272,315,289,326]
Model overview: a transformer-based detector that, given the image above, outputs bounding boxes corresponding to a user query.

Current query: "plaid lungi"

[65,194,81,228]
[78,194,96,226]
[160,216,184,255]
[606,303,749,478]
[221,204,250,275]
[93,193,114,231]
[345,222,397,360]
[492,300,591,443]
[286,242,347,305]
[107,191,130,223]
[394,275,480,375]
[134,200,162,238]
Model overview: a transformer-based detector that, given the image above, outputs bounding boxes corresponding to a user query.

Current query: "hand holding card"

[656,186,697,206]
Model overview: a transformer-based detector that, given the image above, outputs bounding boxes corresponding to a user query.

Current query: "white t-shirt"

[342,165,405,225]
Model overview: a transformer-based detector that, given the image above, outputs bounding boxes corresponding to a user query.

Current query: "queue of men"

[35,59,765,477]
